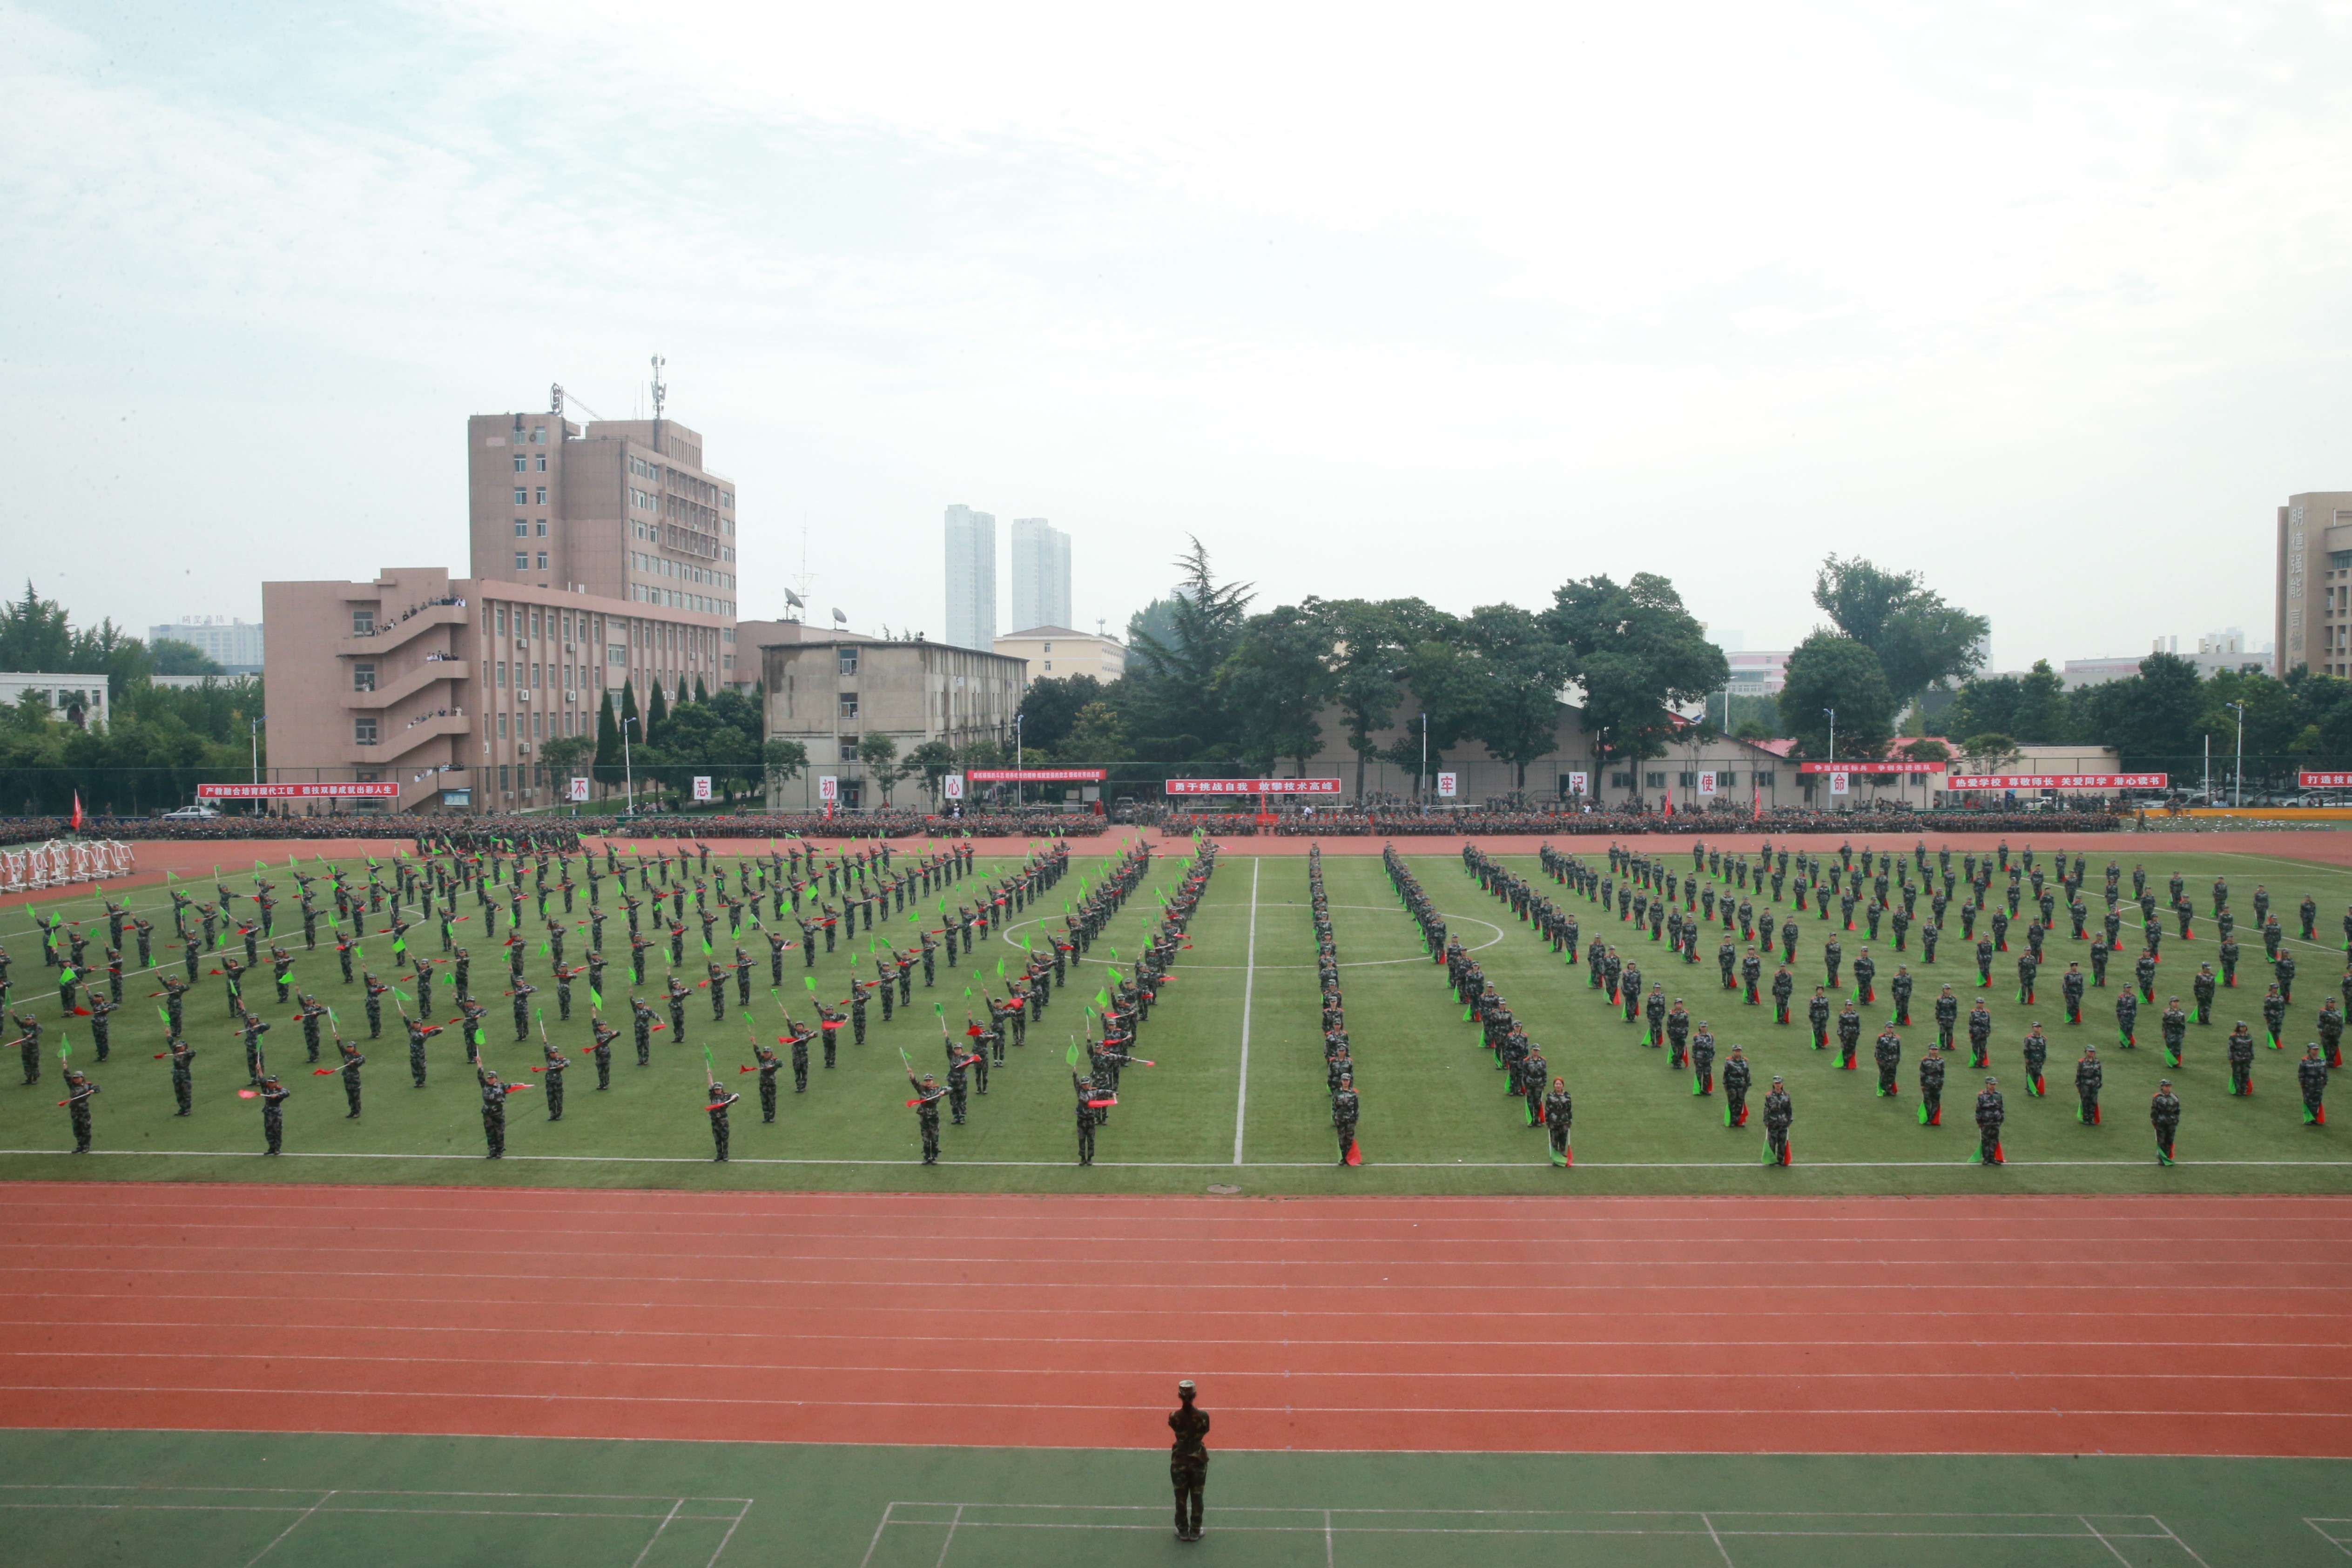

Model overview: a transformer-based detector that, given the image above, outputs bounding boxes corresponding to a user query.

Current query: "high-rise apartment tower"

[943,505,997,651]
[1009,518,1072,633]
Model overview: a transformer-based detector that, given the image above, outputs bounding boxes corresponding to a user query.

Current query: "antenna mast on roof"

[649,354,667,453]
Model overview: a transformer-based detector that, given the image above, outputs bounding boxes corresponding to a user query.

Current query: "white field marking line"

[2078,1513,2136,1567]
[6,1383,2345,1420]
[934,1501,965,1568]
[242,1487,334,1568]
[20,1317,2352,1354]
[11,1148,2350,1169]
[2304,1518,2352,1558]
[856,1501,898,1568]
[0,1502,683,1520]
[1234,857,1260,1166]
[628,1497,685,1568]
[1700,1511,1736,1567]
[1324,1507,1335,1566]
[996,901,1505,971]
[702,1497,754,1568]
[2152,1514,2216,1568]
[14,1352,2346,1388]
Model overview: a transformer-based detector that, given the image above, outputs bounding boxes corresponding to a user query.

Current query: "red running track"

[3,1184,2349,1456]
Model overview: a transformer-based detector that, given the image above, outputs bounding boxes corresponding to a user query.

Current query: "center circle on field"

[993,905,1504,970]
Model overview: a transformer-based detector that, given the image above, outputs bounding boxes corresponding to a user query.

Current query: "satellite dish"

[832,608,848,623]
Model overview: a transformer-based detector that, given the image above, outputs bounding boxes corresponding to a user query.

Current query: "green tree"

[1219,604,1331,774]
[1310,598,1425,800]
[761,737,809,803]
[1956,733,2022,774]
[1943,674,2022,739]
[1059,701,1134,768]
[1543,573,1724,771]
[1462,604,1576,788]
[537,734,595,799]
[1014,674,1106,754]
[1125,538,1253,764]
[1780,632,1897,764]
[2074,652,2202,771]
[856,732,903,803]
[1812,555,1989,708]
[593,691,622,789]
[1126,597,1180,656]
[148,639,224,676]
[902,740,959,806]
[2010,660,2067,743]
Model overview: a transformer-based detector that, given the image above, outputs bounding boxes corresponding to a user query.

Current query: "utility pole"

[622,715,638,816]
[2229,701,2246,808]
[1014,713,1024,809]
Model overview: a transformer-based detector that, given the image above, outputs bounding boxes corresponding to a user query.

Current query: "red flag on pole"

[70,792,84,832]
[1664,795,1675,819]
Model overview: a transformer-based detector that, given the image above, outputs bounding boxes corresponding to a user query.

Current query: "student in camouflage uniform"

[2075,1045,2104,1124]
[258,1072,290,1155]
[1168,1380,1211,1542]
[1973,1076,2005,1165]
[61,1067,100,1153]
[2228,1021,2257,1097]
[2299,1042,2328,1125]
[2151,1079,2182,1165]
[707,1079,741,1162]
[1763,1075,1793,1165]
[907,1071,945,1164]
[1722,1046,1752,1128]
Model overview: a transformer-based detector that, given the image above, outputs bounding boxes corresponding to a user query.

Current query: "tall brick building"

[262,397,743,813]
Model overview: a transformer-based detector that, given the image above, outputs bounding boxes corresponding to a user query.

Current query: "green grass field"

[6,1429,2349,1566]
[4,845,2352,1194]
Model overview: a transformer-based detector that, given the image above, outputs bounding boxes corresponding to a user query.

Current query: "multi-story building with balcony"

[263,565,729,813]
[258,392,744,813]
[761,638,1025,812]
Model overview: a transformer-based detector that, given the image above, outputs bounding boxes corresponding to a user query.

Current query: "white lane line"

[1234,858,1260,1167]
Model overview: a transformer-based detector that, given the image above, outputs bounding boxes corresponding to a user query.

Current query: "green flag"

[1067,1041,1083,1068]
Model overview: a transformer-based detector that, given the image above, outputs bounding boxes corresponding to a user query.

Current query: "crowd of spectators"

[1150,806,2123,838]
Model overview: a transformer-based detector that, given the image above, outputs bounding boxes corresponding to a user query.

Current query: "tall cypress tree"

[693,674,709,704]
[645,679,670,745]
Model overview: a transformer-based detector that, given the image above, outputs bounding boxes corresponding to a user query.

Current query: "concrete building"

[263,564,729,814]
[1723,650,1791,695]
[2276,491,2352,677]
[943,505,996,652]
[0,672,109,728]
[1008,518,1071,633]
[148,616,264,674]
[993,625,1125,686]
[465,404,741,674]
[762,639,1025,811]
[2065,630,2272,690]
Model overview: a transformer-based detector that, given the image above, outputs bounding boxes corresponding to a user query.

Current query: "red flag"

[70,792,84,832]
[1344,1139,1361,1166]
[1663,795,1675,819]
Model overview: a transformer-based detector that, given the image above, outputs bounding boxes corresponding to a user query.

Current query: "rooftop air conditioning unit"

[565,691,578,704]
[515,638,529,650]
[518,689,532,702]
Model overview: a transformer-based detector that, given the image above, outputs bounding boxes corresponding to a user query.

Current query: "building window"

[531,663,541,687]
[536,551,548,570]
[1678,772,1696,787]
[535,487,547,504]
[837,647,858,676]
[514,488,528,504]
[838,694,859,720]
[513,456,526,472]
[496,661,507,687]
[1044,661,1052,672]
[352,662,376,692]
[1645,772,1666,789]
[838,737,859,762]
[609,646,624,665]
[354,717,377,745]
[1719,772,1738,787]
[531,427,545,444]
[536,520,547,536]
[1609,772,1632,788]
[513,522,528,537]
[497,712,507,740]
[1755,771,1775,787]
[351,609,375,635]
[535,455,546,471]
[515,552,529,570]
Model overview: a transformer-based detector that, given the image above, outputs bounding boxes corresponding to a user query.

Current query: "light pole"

[622,715,638,816]
[1419,711,1429,805]
[249,714,263,816]
[2228,701,2246,808]
[1014,713,1024,809]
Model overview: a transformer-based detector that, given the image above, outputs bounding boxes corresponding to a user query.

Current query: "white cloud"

[2,0,2350,658]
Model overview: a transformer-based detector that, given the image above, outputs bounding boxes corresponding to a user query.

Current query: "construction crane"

[549,383,607,423]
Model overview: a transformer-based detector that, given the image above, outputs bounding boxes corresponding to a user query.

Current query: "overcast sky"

[7,0,2350,669]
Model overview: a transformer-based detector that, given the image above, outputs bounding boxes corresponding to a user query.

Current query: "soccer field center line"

[13,1348,2344,1386]
[1232,857,1258,1164]
[5,1380,2344,1422]
[7,1147,2349,1168]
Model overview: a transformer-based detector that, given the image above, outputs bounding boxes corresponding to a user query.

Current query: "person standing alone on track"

[1168,1379,1210,1542]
